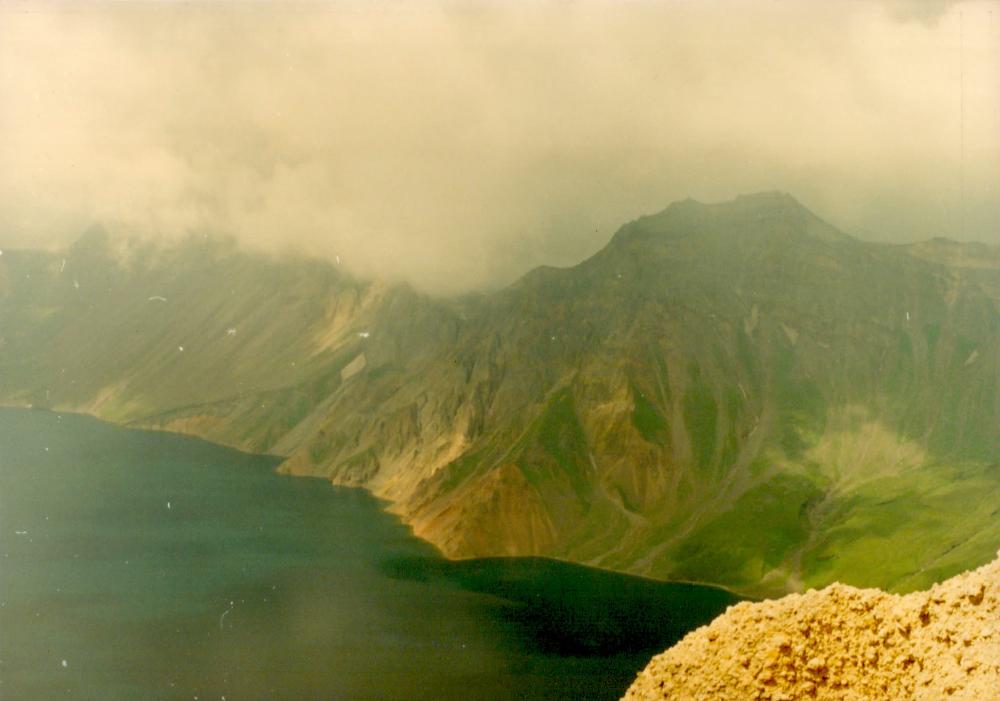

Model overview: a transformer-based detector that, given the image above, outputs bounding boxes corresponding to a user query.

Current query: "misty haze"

[1,1,999,700]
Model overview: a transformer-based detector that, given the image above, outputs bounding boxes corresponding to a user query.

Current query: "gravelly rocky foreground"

[624,553,1000,700]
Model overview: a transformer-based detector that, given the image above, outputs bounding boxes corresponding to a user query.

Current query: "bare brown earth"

[624,552,1000,700]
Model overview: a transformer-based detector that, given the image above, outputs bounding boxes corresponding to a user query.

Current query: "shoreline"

[0,402,748,601]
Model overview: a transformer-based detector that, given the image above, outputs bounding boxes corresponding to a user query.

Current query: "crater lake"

[0,407,738,700]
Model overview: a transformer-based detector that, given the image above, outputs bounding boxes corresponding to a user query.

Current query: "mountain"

[3,193,999,597]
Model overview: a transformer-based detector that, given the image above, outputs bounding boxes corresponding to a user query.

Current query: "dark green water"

[0,408,738,700]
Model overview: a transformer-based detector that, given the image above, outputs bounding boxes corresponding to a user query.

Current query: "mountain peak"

[664,190,810,219]
[69,223,112,251]
[609,191,849,249]
[733,189,799,204]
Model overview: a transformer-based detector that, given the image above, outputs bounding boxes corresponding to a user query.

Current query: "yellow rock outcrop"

[625,552,1000,700]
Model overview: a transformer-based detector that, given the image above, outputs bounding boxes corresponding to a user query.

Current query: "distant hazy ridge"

[4,192,999,596]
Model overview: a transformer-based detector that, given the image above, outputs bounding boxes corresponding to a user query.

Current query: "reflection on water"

[0,408,738,700]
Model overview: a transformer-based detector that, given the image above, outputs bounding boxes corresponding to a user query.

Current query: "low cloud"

[1,1,998,293]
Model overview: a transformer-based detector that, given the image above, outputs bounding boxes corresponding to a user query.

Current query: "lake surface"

[0,408,738,700]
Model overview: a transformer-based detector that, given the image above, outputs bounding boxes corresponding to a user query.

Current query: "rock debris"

[624,552,1000,700]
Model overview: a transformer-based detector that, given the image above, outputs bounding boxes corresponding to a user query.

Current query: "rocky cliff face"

[623,551,1000,700]
[3,193,999,596]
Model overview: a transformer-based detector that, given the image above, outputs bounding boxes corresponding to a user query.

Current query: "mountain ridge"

[3,193,998,597]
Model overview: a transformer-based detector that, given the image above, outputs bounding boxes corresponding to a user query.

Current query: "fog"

[1,0,998,293]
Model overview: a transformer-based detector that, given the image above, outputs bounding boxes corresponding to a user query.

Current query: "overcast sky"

[1,1,998,293]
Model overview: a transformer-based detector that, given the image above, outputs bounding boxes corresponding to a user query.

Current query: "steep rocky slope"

[0,229,457,446]
[623,551,1000,700]
[3,193,999,596]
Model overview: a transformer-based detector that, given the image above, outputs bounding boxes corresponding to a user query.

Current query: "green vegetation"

[527,388,591,500]
[667,474,822,588]
[683,366,718,470]
[437,451,486,492]
[631,383,668,442]
[800,461,1000,592]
